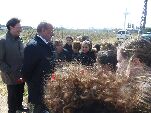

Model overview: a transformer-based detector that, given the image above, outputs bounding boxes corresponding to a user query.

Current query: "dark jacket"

[63,43,73,61]
[72,52,81,62]
[22,35,55,104]
[0,32,24,85]
[79,51,96,66]
[56,48,71,62]
[64,43,73,53]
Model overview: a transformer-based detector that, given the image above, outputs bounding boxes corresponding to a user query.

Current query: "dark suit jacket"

[22,35,55,104]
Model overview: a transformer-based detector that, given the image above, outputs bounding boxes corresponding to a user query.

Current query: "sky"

[0,0,151,29]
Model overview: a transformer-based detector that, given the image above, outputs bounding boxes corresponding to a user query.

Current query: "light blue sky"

[0,0,150,29]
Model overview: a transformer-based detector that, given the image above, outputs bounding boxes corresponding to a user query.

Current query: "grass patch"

[0,77,7,96]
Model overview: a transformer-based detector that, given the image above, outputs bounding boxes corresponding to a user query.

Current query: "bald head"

[37,22,53,33]
[37,22,54,42]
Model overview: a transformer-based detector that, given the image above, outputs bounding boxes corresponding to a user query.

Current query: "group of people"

[0,18,56,113]
[0,17,151,113]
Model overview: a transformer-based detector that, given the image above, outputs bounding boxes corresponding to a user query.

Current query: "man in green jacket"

[0,18,28,113]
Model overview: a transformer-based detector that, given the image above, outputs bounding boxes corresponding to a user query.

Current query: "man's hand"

[16,78,25,84]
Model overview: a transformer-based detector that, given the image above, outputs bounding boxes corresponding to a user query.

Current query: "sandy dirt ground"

[0,94,28,113]
[0,77,28,113]
[0,76,8,113]
[0,94,8,113]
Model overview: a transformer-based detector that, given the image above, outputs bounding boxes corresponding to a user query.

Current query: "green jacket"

[0,32,24,85]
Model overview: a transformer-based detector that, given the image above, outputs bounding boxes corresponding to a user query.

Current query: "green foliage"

[21,28,36,44]
[0,28,138,46]
[8,28,118,45]
[54,28,117,44]
[0,30,6,36]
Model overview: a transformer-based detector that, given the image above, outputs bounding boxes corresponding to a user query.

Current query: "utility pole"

[139,0,148,34]
[123,8,129,30]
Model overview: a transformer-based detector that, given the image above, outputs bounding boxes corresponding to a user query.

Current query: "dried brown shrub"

[44,63,151,113]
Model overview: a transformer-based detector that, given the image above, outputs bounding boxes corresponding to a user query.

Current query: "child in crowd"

[93,44,101,53]
[82,35,90,42]
[54,40,72,66]
[72,40,81,61]
[79,40,96,66]
[64,36,73,58]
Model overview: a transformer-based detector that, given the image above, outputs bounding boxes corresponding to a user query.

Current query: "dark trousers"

[33,104,50,113]
[7,83,25,113]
